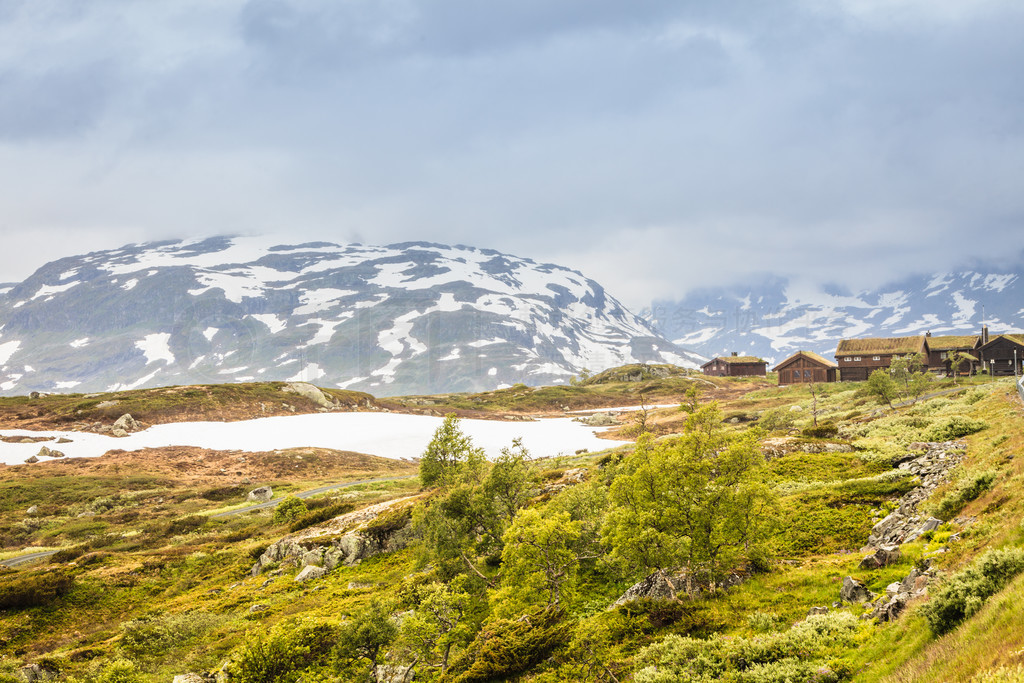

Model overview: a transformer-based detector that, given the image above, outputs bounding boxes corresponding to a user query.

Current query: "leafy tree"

[419,414,485,489]
[231,619,341,683]
[890,352,932,403]
[603,403,775,597]
[866,368,899,408]
[396,578,480,676]
[334,600,399,681]
[679,384,701,414]
[948,351,970,385]
[499,508,582,612]
[483,438,535,526]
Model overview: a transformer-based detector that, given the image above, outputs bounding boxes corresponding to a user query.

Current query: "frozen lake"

[0,412,618,466]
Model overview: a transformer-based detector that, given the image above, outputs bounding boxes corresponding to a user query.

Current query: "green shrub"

[747,611,785,633]
[925,416,988,441]
[288,502,355,533]
[972,664,1024,682]
[801,422,839,439]
[201,485,246,501]
[120,611,221,659]
[230,619,341,683]
[933,470,998,521]
[758,408,797,432]
[444,608,569,683]
[164,515,207,536]
[633,611,859,683]
[50,545,88,563]
[0,570,74,610]
[272,496,308,524]
[921,548,1024,636]
[362,506,413,546]
[64,658,142,683]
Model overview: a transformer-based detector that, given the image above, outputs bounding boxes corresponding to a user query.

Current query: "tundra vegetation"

[0,371,1023,682]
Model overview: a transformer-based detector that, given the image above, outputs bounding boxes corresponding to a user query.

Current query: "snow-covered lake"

[0,412,618,466]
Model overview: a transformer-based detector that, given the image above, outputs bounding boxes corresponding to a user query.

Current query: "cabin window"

[872,356,880,361]
[940,352,947,360]
[804,370,812,378]
[854,356,862,362]
[844,357,852,362]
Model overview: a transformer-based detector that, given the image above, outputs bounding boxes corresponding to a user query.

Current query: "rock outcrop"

[251,497,416,577]
[866,441,965,548]
[839,576,874,604]
[36,446,65,459]
[858,546,901,570]
[613,567,748,606]
[864,564,936,622]
[111,413,141,437]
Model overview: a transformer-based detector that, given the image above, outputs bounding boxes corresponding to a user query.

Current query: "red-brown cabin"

[924,332,981,376]
[834,336,930,382]
[979,333,1024,376]
[701,352,768,377]
[773,351,838,385]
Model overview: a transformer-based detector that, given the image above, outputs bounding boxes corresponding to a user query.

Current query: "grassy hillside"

[0,373,1022,682]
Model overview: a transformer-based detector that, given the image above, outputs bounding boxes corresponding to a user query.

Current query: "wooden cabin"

[979,333,1024,376]
[773,351,838,385]
[834,336,929,382]
[925,333,981,376]
[701,352,768,377]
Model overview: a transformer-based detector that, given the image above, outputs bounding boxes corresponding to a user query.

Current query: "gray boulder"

[840,576,874,604]
[858,545,901,570]
[807,606,829,616]
[247,486,273,503]
[112,413,141,432]
[374,664,414,682]
[36,446,65,458]
[282,382,334,409]
[24,455,39,464]
[295,565,328,583]
[26,505,38,516]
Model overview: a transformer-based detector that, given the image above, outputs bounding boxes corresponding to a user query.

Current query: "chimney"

[926,331,932,337]
[983,325,990,345]
[731,351,738,357]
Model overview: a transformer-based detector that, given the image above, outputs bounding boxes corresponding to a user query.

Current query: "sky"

[1,0,1022,310]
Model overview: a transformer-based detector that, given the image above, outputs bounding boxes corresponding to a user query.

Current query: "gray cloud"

[0,1,1022,309]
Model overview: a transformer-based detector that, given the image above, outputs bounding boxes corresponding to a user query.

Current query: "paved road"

[0,475,416,569]
[0,549,59,568]
[210,475,414,518]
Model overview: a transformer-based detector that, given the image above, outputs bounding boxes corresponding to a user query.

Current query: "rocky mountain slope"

[646,266,1024,365]
[0,237,703,396]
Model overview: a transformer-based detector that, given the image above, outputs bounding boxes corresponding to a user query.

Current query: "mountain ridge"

[0,236,703,396]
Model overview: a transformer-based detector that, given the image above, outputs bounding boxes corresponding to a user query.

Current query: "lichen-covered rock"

[840,576,874,604]
[859,545,901,570]
[295,565,328,583]
[112,413,141,432]
[247,486,273,503]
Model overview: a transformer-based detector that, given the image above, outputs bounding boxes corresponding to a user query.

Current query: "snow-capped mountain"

[0,237,704,396]
[645,268,1024,365]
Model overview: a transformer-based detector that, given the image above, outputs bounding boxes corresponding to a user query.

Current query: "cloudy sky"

[1,0,1022,309]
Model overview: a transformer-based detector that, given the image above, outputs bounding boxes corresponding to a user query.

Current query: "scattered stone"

[56,437,72,444]
[248,604,268,614]
[111,428,129,438]
[37,446,65,459]
[27,505,38,516]
[295,565,328,583]
[348,581,374,590]
[247,486,273,503]
[840,576,874,604]
[866,592,908,622]
[613,568,747,606]
[858,545,902,570]
[866,442,965,548]
[807,606,829,616]
[885,582,903,597]
[112,413,141,433]
[77,511,96,518]
[576,412,616,427]
[95,400,120,409]
[207,588,222,596]
[260,579,272,588]
[16,663,56,682]
[24,455,39,464]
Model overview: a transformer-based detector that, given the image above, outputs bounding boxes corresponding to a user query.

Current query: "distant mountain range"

[0,237,704,396]
[644,266,1024,365]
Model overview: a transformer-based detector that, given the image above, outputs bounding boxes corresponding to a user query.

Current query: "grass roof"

[702,356,766,367]
[772,350,838,371]
[983,333,1024,348]
[927,335,981,351]
[835,336,927,356]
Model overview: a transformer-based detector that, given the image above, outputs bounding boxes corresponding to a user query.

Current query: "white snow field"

[0,412,616,466]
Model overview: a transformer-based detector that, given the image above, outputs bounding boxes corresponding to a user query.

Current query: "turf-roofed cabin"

[925,331,981,375]
[701,352,768,377]
[773,351,837,385]
[979,332,1024,376]
[835,336,929,382]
